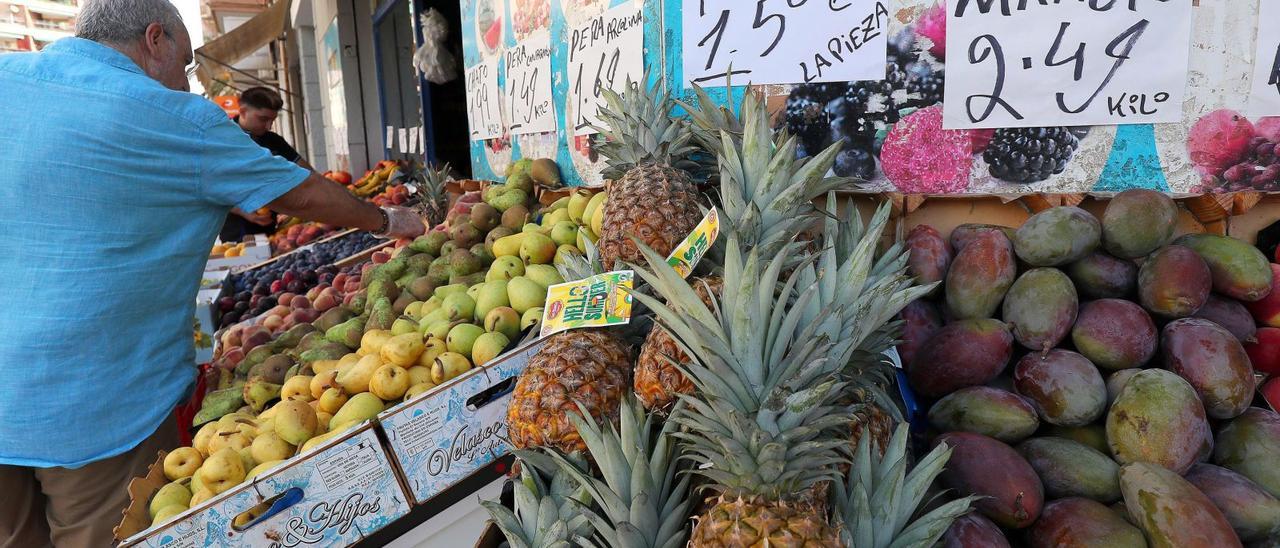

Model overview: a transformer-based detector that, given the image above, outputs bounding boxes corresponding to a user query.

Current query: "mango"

[1013,206,1101,267]
[1002,268,1078,352]
[1105,368,1143,406]
[1042,423,1109,454]
[1018,437,1121,502]
[941,514,1010,548]
[1071,299,1157,370]
[1176,233,1274,302]
[1194,294,1258,342]
[1015,349,1109,427]
[945,230,1016,320]
[1102,189,1178,259]
[1214,407,1280,499]
[928,386,1039,443]
[897,300,941,369]
[906,319,1013,398]
[905,224,950,297]
[1138,245,1211,318]
[1120,462,1242,548]
[949,223,1016,253]
[1065,252,1137,300]
[1029,497,1146,548]
[1106,369,1213,474]
[1161,318,1254,419]
[1185,464,1280,542]
[936,432,1043,528]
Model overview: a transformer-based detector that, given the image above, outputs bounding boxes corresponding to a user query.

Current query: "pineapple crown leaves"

[541,396,693,548]
[834,424,978,548]
[591,74,702,180]
[678,81,745,154]
[481,450,594,548]
[556,231,604,282]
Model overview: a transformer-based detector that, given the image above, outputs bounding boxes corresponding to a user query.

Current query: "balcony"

[32,19,71,31]
[0,15,25,40]
[21,0,78,18]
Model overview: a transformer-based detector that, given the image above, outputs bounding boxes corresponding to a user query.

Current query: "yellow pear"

[329,393,384,431]
[311,359,341,377]
[310,369,340,400]
[188,488,215,508]
[317,387,349,415]
[216,414,258,438]
[163,447,204,481]
[237,448,256,475]
[207,431,251,454]
[250,432,295,463]
[192,422,219,457]
[337,353,361,369]
[298,430,340,454]
[380,333,425,366]
[189,470,206,494]
[407,366,433,387]
[416,337,448,367]
[369,364,411,400]
[338,354,382,394]
[197,448,246,495]
[281,375,314,402]
[151,504,187,526]
[405,382,437,400]
[273,399,319,446]
[316,412,333,434]
[431,352,473,384]
[148,481,192,519]
[360,329,395,356]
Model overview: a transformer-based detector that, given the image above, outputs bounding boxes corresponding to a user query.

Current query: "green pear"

[524,264,564,288]
[407,277,437,301]
[520,233,557,265]
[416,308,448,334]
[329,393,385,430]
[273,400,318,446]
[490,188,529,212]
[550,221,578,246]
[390,316,417,336]
[466,282,484,301]
[189,469,207,494]
[492,233,528,257]
[486,256,525,282]
[541,208,570,228]
[425,319,461,340]
[507,276,546,314]
[152,503,188,525]
[472,332,510,366]
[582,192,608,227]
[420,296,442,316]
[521,222,543,234]
[245,460,284,481]
[418,337,448,368]
[149,481,192,519]
[241,380,281,413]
[484,306,521,340]
[567,189,593,224]
[439,241,457,256]
[404,301,424,320]
[442,293,476,321]
[475,280,511,320]
[485,226,516,253]
[554,245,582,266]
[577,227,597,252]
[521,307,544,330]
[432,283,468,300]
[446,323,486,356]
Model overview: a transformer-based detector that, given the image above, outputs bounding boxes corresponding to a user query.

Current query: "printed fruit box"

[379,338,544,504]
[115,423,412,547]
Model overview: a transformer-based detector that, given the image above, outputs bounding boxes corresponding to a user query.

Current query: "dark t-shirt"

[219,120,303,242]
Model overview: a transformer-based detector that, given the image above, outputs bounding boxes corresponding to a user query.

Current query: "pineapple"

[481,450,595,547]
[408,162,451,227]
[505,330,631,454]
[592,77,706,270]
[633,276,722,412]
[834,424,977,547]
[544,395,692,547]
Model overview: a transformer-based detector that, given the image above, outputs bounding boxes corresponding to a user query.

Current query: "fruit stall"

[106,0,1280,546]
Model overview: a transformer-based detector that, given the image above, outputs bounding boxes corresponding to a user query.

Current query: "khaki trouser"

[0,416,179,548]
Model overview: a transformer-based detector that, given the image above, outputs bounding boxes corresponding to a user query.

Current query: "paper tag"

[566,3,645,136]
[665,207,720,279]
[386,126,395,150]
[465,58,505,140]
[540,270,634,337]
[505,31,557,135]
[398,128,409,153]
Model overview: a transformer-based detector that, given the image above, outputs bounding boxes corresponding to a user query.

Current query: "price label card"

[540,270,634,337]
[567,2,645,136]
[1248,0,1280,117]
[666,207,720,279]
[943,1,1193,129]
[465,59,504,140]
[682,0,889,87]
[398,128,409,153]
[506,32,557,135]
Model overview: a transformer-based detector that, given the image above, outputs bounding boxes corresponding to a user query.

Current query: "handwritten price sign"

[943,0,1193,129]
[505,32,557,135]
[465,59,504,140]
[1248,0,1280,117]
[567,3,645,136]
[682,0,889,87]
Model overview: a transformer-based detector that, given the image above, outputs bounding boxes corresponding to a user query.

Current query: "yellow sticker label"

[666,207,720,279]
[540,270,634,337]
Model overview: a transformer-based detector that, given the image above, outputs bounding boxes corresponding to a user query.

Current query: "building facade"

[0,0,78,52]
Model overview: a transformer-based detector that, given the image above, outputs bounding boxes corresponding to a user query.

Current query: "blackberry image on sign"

[983,127,1081,183]
[782,82,846,157]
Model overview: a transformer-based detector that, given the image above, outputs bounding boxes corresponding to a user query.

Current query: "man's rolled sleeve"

[199,116,310,212]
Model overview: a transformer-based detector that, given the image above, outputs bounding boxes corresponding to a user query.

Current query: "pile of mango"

[899,190,1280,546]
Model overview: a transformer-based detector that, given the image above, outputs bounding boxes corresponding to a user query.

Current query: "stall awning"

[194,0,291,92]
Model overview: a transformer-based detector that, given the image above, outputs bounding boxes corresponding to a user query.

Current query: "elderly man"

[0,0,424,545]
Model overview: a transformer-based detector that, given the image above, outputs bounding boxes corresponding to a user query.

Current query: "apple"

[163,447,205,480]
[196,448,246,495]
[369,365,411,400]
[262,315,284,332]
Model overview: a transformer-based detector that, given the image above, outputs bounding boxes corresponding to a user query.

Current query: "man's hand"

[268,172,390,234]
[231,207,274,226]
[378,206,427,240]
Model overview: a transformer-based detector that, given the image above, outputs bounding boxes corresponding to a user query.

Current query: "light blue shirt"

[0,38,310,467]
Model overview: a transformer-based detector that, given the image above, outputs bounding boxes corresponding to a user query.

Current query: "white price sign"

[1248,0,1280,117]
[943,0,1193,129]
[567,3,645,136]
[505,32,557,135]
[682,0,889,87]
[465,59,504,140]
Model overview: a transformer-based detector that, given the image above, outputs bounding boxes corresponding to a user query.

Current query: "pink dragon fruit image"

[1187,109,1256,177]
[915,2,946,61]
[880,106,975,193]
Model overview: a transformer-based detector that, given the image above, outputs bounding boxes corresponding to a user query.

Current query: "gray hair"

[76,0,185,45]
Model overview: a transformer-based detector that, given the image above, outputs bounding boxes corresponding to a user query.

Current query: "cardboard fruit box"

[114,422,413,547]
[378,337,545,505]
